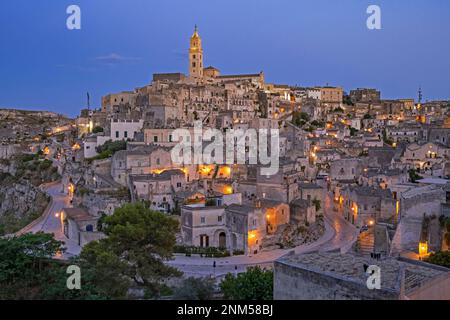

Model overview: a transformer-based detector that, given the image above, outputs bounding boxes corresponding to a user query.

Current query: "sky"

[0,0,449,117]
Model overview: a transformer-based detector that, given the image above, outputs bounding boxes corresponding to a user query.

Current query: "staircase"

[355,229,375,256]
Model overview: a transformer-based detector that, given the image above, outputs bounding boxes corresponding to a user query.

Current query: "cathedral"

[187,26,264,86]
[189,25,204,80]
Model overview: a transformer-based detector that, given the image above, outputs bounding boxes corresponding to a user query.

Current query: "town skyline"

[1,0,450,117]
[1,2,450,302]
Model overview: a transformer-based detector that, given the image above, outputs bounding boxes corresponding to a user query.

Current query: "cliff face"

[0,154,58,235]
[0,177,49,235]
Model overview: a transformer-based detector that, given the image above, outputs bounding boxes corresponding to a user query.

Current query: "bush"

[92,126,104,134]
[173,277,216,300]
[220,267,273,300]
[174,245,231,258]
[425,251,450,268]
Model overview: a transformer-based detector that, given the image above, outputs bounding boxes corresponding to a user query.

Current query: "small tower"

[418,86,423,104]
[189,25,204,80]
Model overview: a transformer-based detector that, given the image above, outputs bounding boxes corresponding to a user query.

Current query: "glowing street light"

[419,241,428,258]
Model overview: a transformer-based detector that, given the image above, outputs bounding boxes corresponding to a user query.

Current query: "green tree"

[292,111,310,127]
[425,251,450,268]
[79,202,182,298]
[409,169,423,183]
[89,140,127,161]
[0,233,104,300]
[343,95,354,106]
[92,126,104,134]
[220,266,273,300]
[312,198,321,212]
[349,126,359,136]
[173,277,216,300]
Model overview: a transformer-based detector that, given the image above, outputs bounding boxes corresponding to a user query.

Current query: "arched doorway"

[219,232,226,249]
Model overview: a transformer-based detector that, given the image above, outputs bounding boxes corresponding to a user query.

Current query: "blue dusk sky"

[0,0,449,117]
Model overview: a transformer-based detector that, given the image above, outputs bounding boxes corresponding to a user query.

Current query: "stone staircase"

[355,229,375,256]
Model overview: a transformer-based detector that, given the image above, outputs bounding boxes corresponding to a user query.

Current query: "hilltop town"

[1,27,450,300]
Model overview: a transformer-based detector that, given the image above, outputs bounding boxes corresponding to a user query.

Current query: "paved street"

[27,182,82,258]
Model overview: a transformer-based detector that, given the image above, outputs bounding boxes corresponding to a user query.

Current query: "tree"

[343,95,354,106]
[349,126,359,136]
[312,198,321,212]
[89,140,127,161]
[220,266,273,300]
[425,251,450,268]
[292,111,310,127]
[0,233,105,300]
[408,169,423,183]
[78,203,182,298]
[173,277,216,300]
[92,126,104,134]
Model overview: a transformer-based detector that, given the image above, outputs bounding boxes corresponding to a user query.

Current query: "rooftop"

[277,252,449,294]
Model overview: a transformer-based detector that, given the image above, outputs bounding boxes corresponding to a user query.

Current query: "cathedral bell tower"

[189,25,204,80]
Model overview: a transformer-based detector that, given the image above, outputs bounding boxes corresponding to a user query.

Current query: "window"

[192,62,196,68]
[124,131,128,138]
[153,136,158,143]
[218,216,223,222]
[115,131,119,138]
[169,135,173,142]
[156,158,160,165]
[200,217,206,224]
[177,182,182,188]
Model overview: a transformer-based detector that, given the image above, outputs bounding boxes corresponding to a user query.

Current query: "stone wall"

[274,260,398,300]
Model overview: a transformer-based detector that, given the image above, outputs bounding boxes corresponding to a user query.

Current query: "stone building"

[259,199,290,234]
[274,252,450,300]
[130,169,186,212]
[350,88,381,104]
[330,158,363,184]
[181,204,227,248]
[290,199,317,225]
[298,182,324,215]
[111,145,173,186]
[225,204,267,255]
[340,185,396,227]
[62,207,105,247]
[391,184,446,255]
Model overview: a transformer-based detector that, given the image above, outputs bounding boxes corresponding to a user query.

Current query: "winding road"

[23,182,82,258]
[168,191,359,278]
